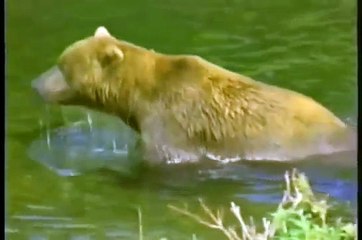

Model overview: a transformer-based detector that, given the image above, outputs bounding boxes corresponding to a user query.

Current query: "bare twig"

[168,201,241,240]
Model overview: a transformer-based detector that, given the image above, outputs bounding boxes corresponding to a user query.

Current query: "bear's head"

[32,26,153,119]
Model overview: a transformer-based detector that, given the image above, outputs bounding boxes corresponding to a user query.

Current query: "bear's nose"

[30,66,70,103]
[31,74,46,100]
[31,78,41,92]
[31,70,49,102]
[31,66,58,93]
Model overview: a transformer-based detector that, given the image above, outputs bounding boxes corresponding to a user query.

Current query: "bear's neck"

[106,47,159,132]
[114,52,237,132]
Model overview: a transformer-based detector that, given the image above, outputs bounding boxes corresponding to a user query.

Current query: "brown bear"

[32,26,355,164]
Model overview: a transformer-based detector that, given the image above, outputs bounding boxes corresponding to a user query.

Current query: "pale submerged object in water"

[28,109,139,177]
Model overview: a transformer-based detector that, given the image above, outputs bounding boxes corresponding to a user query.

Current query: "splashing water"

[38,105,54,150]
[87,112,93,132]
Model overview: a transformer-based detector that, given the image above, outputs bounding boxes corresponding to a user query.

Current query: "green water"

[6,0,357,239]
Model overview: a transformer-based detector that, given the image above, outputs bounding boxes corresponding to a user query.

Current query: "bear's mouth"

[31,66,75,104]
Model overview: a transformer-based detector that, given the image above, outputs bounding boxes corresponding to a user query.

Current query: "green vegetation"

[168,169,357,240]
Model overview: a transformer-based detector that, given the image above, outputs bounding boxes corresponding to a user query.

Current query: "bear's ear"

[106,46,124,60]
[94,26,111,38]
[101,45,124,66]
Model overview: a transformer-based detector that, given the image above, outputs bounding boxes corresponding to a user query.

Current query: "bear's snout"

[31,66,72,104]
